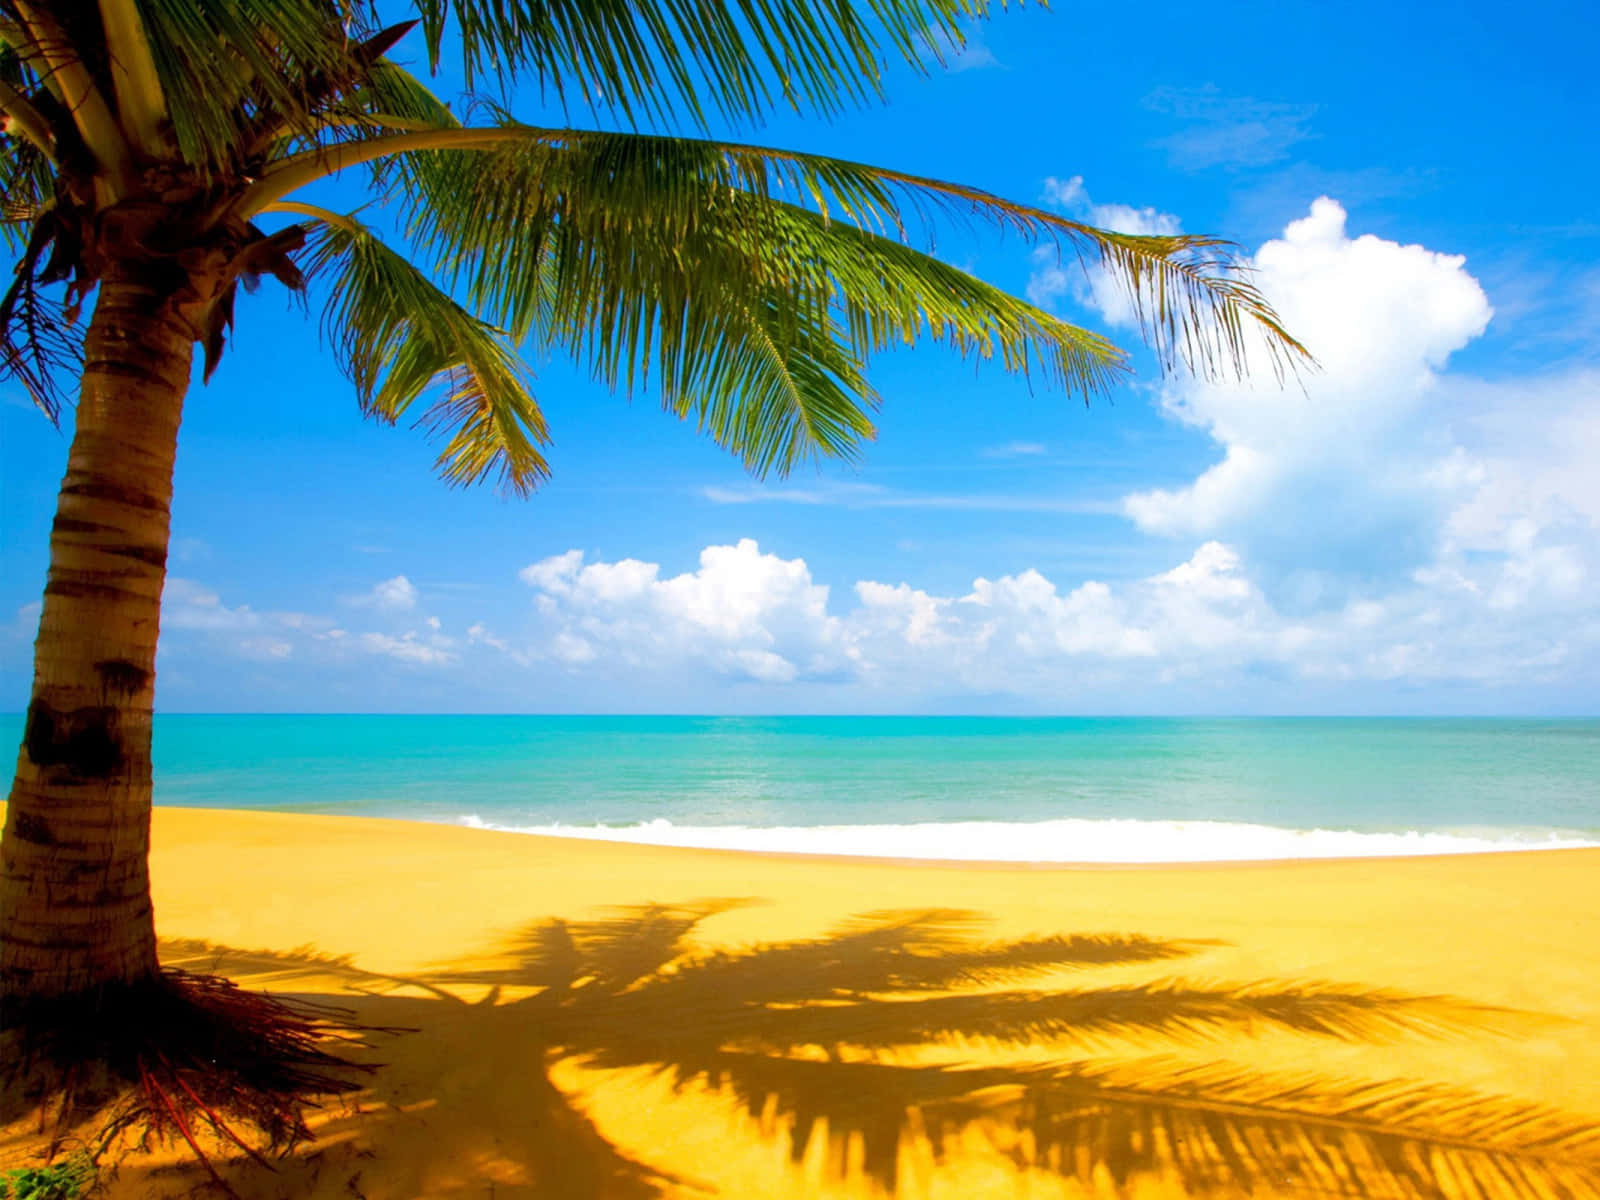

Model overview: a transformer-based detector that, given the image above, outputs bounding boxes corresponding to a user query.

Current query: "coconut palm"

[0,0,1306,1133]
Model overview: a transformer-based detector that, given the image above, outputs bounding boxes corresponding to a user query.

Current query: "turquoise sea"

[3,715,1598,861]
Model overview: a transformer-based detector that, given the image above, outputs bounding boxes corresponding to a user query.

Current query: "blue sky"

[3,0,1598,714]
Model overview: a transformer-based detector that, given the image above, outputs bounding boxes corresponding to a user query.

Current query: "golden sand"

[6,806,1600,1198]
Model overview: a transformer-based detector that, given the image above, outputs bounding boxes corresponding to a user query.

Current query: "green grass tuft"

[0,1154,93,1200]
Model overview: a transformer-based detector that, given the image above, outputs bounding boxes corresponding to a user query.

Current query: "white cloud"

[499,536,1600,701]
[1123,197,1495,595]
[1040,175,1182,237]
[154,576,460,673]
[466,621,508,651]
[164,577,261,631]
[1063,197,1599,691]
[519,538,843,683]
[1442,370,1600,550]
[138,495,1600,705]
[358,631,456,667]
[361,575,418,613]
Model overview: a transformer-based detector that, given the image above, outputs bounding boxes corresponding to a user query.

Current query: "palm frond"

[377,127,1302,401]
[295,207,549,495]
[6,0,127,176]
[346,125,1286,474]
[342,58,459,130]
[98,0,167,157]
[412,0,990,128]
[0,203,78,418]
[0,71,53,158]
[0,123,54,251]
[120,0,406,174]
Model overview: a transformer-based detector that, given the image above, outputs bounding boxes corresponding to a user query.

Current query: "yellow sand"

[6,806,1600,1198]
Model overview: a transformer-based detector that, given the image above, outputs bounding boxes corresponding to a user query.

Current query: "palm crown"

[1,0,1305,493]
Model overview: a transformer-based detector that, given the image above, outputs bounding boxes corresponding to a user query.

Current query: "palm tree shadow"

[154,904,1600,1198]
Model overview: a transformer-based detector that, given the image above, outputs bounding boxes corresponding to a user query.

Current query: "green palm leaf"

[378,125,1305,393]
[109,0,364,173]
[0,129,51,249]
[413,0,990,127]
[295,208,551,494]
[290,123,1297,475]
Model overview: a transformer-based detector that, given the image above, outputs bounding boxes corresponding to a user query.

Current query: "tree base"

[1,968,373,1186]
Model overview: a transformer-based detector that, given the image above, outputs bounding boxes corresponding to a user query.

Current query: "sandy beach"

[6,805,1600,1198]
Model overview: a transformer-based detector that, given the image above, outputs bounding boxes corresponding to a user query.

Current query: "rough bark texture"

[1,274,193,1003]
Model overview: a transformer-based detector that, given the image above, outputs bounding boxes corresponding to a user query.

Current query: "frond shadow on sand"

[115,903,1600,1198]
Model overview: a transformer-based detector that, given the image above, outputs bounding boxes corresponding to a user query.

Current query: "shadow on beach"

[74,904,1600,1197]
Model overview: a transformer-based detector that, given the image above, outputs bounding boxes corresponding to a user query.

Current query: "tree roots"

[1,968,375,1190]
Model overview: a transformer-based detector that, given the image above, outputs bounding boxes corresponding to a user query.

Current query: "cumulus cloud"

[518,539,842,684]
[136,503,1600,706]
[501,536,1600,702]
[1075,197,1600,688]
[1124,197,1495,597]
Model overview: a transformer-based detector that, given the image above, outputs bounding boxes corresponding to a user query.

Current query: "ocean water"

[2,715,1597,862]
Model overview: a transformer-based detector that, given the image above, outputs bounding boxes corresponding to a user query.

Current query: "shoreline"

[125,802,1600,869]
[6,805,1600,1197]
[450,811,1600,867]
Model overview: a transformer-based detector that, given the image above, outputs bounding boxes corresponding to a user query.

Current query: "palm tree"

[0,0,1305,1135]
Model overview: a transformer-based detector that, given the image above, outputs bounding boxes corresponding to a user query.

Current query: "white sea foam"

[453,815,1599,863]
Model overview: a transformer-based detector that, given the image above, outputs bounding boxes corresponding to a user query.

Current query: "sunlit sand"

[5,806,1599,1198]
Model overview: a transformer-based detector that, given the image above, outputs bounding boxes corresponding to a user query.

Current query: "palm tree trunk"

[0,273,193,1002]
